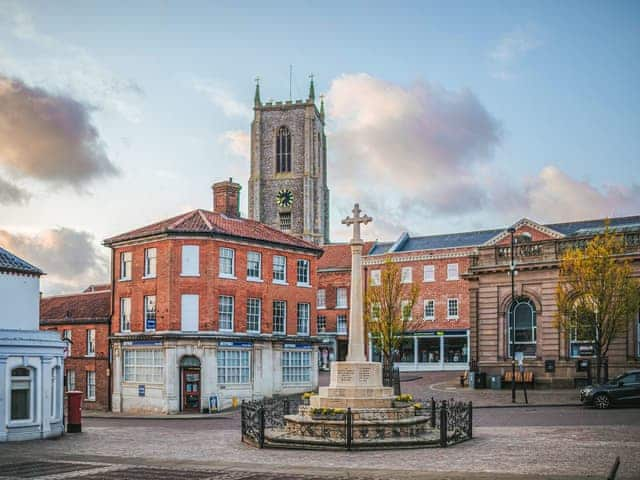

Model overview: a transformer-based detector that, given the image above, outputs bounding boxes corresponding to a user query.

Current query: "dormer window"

[276,126,292,173]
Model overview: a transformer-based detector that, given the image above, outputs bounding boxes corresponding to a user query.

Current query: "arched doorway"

[180,356,201,412]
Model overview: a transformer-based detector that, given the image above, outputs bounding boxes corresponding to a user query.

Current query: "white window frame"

[86,329,96,357]
[219,295,234,332]
[317,316,326,333]
[120,297,131,332]
[86,371,96,401]
[66,369,76,392]
[401,267,412,284]
[282,350,311,384]
[62,330,72,356]
[447,298,459,319]
[423,265,435,282]
[181,294,199,332]
[297,303,310,335]
[144,247,157,278]
[217,349,251,385]
[10,367,34,423]
[296,259,310,286]
[337,314,348,334]
[247,251,262,281]
[219,247,235,278]
[123,349,164,384]
[120,251,132,280]
[447,263,459,281]
[317,289,326,309]
[336,287,348,309]
[247,297,261,333]
[273,255,287,284]
[507,299,537,358]
[424,299,435,320]
[273,300,287,335]
[144,295,156,332]
[401,300,412,321]
[181,245,200,276]
[370,269,381,286]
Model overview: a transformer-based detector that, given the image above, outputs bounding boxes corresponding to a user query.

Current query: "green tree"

[556,226,640,383]
[364,258,419,385]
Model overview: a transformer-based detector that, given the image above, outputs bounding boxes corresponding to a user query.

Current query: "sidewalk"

[82,409,236,420]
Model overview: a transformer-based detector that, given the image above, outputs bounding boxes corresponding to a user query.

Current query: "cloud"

[0,2,143,122]
[0,227,109,294]
[219,130,250,159]
[0,176,30,205]
[490,26,542,80]
[193,78,252,119]
[0,75,118,188]
[516,166,640,222]
[326,73,501,232]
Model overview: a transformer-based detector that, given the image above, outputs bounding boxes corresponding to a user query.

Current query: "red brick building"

[40,286,111,410]
[103,179,323,414]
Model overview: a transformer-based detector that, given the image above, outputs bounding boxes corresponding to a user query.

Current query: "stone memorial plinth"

[310,361,394,409]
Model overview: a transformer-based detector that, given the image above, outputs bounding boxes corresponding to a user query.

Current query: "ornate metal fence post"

[258,405,265,449]
[393,367,401,395]
[468,401,473,439]
[346,407,353,451]
[439,400,448,447]
[430,397,436,428]
[283,398,290,415]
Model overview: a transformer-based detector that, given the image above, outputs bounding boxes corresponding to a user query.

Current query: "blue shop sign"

[145,318,156,331]
[138,385,145,397]
[123,340,163,346]
[219,341,253,348]
[283,343,312,350]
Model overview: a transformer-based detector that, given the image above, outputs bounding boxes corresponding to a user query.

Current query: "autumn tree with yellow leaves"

[556,226,640,383]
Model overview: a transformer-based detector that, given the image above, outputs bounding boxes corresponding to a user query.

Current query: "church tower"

[248,78,330,245]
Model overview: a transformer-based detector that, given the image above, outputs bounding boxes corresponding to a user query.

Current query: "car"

[580,370,640,409]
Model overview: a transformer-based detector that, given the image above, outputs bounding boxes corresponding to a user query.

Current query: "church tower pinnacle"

[248,78,330,245]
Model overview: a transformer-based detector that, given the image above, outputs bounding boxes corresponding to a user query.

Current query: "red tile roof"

[40,290,111,324]
[103,209,323,254]
[318,242,374,270]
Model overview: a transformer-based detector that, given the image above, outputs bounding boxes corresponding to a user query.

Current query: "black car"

[580,370,640,409]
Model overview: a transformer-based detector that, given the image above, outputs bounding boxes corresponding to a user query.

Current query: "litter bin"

[470,372,487,389]
[490,375,502,390]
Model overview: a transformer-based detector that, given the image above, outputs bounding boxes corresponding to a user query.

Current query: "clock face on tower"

[276,189,294,208]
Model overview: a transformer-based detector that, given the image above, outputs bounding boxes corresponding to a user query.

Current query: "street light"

[508,227,517,403]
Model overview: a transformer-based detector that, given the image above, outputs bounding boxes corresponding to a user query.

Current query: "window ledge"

[246,330,260,334]
[180,273,200,277]
[142,275,156,280]
[297,283,312,288]
[317,306,326,310]
[118,278,131,282]
[86,354,96,358]
[218,329,234,333]
[219,274,237,280]
[335,306,348,310]
[447,317,459,321]
[446,278,459,281]
[247,277,263,283]
[273,280,288,285]
[424,317,435,321]
[84,399,96,403]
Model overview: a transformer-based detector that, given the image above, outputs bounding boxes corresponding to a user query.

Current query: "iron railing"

[241,396,472,449]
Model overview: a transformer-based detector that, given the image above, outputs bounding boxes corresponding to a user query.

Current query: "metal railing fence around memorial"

[241,396,472,449]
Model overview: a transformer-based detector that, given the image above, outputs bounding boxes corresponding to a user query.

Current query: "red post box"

[67,391,82,433]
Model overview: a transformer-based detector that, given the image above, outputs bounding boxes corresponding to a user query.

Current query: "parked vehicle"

[580,370,640,409]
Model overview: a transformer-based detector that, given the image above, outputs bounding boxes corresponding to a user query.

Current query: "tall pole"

[509,227,516,403]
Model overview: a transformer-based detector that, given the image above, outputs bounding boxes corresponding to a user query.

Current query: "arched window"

[276,126,291,173]
[508,298,537,358]
[569,297,597,358]
[11,367,33,421]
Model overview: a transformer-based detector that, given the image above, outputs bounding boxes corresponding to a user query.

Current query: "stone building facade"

[468,216,640,386]
[104,181,324,414]
[40,286,111,411]
[248,80,330,245]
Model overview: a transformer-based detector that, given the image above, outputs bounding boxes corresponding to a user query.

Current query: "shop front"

[369,329,470,372]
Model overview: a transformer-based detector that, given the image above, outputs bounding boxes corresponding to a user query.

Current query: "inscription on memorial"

[337,368,355,384]
[358,366,373,384]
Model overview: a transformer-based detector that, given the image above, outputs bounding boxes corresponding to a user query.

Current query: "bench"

[503,370,535,388]
[460,371,468,387]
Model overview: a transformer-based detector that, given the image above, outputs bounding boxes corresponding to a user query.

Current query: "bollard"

[468,401,473,439]
[66,391,82,433]
[430,397,436,428]
[440,400,448,447]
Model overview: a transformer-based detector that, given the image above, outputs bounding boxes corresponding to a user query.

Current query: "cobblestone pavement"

[0,409,638,480]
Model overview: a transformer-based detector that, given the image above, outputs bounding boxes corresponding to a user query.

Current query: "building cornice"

[362,250,471,265]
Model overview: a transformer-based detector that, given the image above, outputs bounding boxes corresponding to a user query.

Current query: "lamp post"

[508,227,517,403]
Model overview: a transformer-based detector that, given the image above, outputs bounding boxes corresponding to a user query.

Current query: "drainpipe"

[108,248,114,412]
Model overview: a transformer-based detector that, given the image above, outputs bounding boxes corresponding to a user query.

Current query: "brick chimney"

[212,178,241,217]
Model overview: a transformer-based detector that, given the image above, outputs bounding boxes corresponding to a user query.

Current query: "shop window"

[444,337,468,363]
[398,338,415,363]
[217,350,250,384]
[10,367,33,421]
[282,350,311,383]
[123,349,164,383]
[418,337,440,363]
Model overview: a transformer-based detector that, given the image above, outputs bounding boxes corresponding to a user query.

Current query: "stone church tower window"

[248,77,330,245]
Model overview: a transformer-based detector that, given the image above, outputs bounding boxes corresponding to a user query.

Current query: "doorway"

[180,356,201,412]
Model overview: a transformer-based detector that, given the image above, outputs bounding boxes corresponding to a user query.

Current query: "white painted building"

[0,247,65,441]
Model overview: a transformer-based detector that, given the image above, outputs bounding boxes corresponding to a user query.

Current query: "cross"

[342,203,372,243]
[254,76,260,85]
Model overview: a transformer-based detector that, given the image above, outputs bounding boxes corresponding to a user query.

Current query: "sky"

[0,0,639,294]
